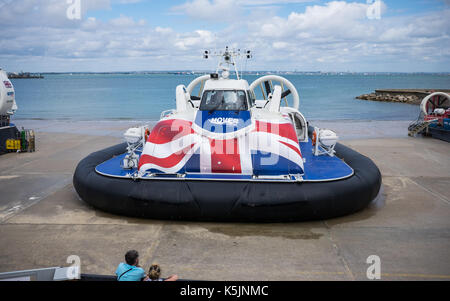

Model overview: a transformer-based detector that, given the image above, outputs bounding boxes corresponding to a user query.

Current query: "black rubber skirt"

[74,143,381,222]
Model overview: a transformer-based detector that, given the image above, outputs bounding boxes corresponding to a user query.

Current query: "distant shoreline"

[8,74,44,79]
[8,71,450,76]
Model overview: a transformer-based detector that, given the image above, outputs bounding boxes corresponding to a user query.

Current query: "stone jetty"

[356,89,450,105]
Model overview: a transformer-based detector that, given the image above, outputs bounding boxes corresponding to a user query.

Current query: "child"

[144,264,178,282]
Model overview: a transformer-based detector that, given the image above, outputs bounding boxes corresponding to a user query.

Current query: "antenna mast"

[203,46,252,80]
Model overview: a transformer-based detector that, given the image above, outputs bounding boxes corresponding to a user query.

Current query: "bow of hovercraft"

[137,92,305,181]
[95,55,353,183]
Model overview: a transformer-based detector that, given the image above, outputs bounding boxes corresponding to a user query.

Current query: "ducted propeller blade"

[281,89,291,99]
[264,81,272,97]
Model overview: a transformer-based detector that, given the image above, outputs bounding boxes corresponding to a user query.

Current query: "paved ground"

[0,130,449,280]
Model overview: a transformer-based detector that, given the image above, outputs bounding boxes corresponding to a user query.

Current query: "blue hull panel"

[96,141,353,182]
[95,153,140,178]
[300,140,354,181]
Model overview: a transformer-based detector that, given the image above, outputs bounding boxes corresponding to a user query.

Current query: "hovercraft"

[74,48,381,222]
[408,92,450,143]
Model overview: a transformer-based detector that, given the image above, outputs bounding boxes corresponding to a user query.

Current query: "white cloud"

[239,0,316,6]
[0,0,110,27]
[109,15,140,27]
[172,0,241,21]
[0,1,449,72]
[242,1,449,70]
[175,30,217,50]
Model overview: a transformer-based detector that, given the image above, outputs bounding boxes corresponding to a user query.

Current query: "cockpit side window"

[247,90,256,107]
[200,90,248,111]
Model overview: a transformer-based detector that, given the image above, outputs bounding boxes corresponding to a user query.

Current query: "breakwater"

[356,89,450,105]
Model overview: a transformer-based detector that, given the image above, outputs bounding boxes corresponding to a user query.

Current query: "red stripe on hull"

[254,121,298,143]
[138,144,195,170]
[210,138,242,174]
[279,140,302,158]
[148,119,194,145]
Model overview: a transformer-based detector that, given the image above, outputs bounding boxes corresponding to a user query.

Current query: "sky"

[0,0,449,72]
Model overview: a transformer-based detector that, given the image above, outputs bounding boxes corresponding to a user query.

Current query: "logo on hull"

[209,117,239,126]
[3,81,12,88]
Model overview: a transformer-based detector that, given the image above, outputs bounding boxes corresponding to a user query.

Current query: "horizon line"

[5,70,450,75]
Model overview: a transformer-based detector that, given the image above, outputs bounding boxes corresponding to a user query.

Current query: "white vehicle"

[0,68,18,120]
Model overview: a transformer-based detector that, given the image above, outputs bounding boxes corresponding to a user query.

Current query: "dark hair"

[148,264,161,280]
[125,250,139,265]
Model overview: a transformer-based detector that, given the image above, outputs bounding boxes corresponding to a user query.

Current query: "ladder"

[408,119,438,137]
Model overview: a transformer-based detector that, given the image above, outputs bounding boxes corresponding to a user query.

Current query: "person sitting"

[115,250,146,281]
[144,264,178,282]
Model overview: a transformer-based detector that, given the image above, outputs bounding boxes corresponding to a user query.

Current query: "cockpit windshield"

[200,90,248,111]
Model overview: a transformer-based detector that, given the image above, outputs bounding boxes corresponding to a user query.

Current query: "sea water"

[9,73,449,139]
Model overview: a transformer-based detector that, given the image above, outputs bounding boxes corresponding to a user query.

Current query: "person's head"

[148,264,161,280]
[125,250,139,266]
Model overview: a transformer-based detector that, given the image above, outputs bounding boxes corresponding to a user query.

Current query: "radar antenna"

[203,46,252,80]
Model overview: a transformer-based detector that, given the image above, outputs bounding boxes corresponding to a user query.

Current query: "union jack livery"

[138,111,304,177]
